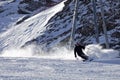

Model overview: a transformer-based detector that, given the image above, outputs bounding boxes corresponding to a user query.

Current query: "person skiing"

[74,42,89,61]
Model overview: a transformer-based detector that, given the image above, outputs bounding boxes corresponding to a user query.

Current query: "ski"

[83,58,94,62]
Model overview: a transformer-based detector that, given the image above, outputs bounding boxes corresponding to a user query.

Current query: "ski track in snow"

[0,57,120,80]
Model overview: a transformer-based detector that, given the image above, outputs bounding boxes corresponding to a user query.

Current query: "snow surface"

[0,44,119,60]
[0,45,120,80]
[0,1,120,79]
[0,44,120,80]
[0,0,67,52]
[0,0,24,33]
[0,57,120,80]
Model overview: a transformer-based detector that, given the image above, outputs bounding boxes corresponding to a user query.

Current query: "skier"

[74,42,89,61]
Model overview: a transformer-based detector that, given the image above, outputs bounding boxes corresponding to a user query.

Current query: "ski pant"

[79,54,88,60]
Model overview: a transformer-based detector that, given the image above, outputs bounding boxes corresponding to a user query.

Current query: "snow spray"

[0,44,119,60]
[85,44,119,59]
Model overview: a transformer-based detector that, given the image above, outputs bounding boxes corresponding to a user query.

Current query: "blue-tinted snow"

[0,0,67,51]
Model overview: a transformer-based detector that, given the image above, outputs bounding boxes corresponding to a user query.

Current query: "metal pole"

[70,0,79,48]
[99,0,109,48]
[92,0,99,43]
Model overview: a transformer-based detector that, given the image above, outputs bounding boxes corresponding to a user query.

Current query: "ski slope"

[0,0,67,52]
[0,1,120,79]
[0,57,120,80]
[0,45,120,80]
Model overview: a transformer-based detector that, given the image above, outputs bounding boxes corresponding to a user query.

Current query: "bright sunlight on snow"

[0,44,120,80]
[0,0,120,80]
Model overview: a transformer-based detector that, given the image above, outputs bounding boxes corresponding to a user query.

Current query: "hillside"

[35,0,120,50]
[0,0,119,52]
[0,0,66,52]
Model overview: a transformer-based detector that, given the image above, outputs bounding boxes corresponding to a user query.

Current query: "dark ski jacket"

[74,45,85,58]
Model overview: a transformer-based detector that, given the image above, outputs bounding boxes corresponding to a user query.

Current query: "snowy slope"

[0,0,119,52]
[36,0,120,49]
[0,0,24,33]
[0,0,67,52]
[0,57,120,80]
[0,0,119,78]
